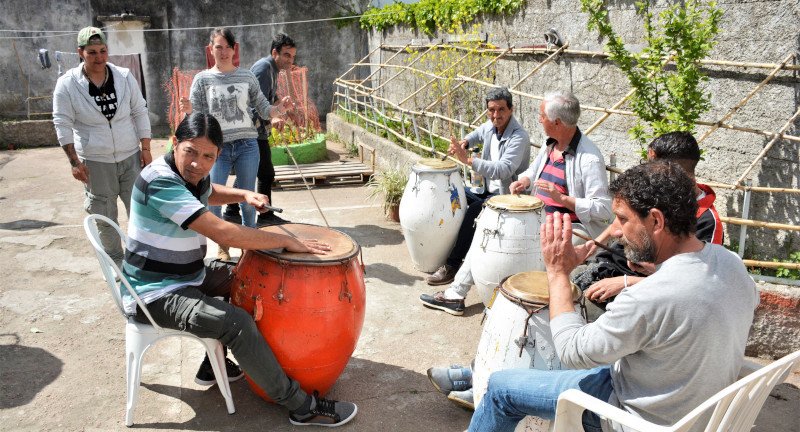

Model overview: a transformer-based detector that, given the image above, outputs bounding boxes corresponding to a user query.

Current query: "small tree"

[580,0,722,154]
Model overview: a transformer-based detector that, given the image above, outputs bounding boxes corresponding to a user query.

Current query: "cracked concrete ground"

[0,139,797,431]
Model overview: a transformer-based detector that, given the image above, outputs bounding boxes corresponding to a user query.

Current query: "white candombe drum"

[473,271,585,432]
[399,159,466,272]
[470,194,546,306]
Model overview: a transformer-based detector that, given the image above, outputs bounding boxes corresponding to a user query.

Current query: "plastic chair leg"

[125,327,152,427]
[202,338,236,414]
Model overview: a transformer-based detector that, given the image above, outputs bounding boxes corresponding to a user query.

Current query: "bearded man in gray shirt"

[469,161,759,432]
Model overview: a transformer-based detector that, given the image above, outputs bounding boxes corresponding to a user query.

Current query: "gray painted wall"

[0,0,366,135]
[361,0,800,259]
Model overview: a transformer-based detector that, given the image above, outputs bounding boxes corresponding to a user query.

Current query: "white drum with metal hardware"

[473,271,585,432]
[470,194,545,306]
[399,159,466,272]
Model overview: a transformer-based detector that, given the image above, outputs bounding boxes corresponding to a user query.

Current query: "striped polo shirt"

[121,153,212,314]
[535,132,581,221]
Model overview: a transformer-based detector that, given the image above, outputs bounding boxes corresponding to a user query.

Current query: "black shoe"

[222,210,242,225]
[426,264,457,286]
[194,356,245,386]
[419,291,465,316]
[289,391,358,427]
[257,212,291,228]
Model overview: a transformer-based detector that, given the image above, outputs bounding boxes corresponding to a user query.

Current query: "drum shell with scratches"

[231,224,366,401]
[473,271,584,432]
[399,159,466,272]
[470,194,546,306]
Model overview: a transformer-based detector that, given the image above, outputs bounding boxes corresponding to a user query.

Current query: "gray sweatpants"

[132,258,307,411]
[83,152,141,264]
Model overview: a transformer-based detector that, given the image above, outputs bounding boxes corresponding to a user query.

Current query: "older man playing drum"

[420,86,531,313]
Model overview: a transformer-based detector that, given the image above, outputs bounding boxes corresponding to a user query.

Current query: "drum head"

[413,158,459,173]
[501,271,581,304]
[257,224,359,263]
[486,194,544,212]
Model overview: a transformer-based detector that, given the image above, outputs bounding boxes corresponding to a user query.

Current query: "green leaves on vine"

[580,0,722,153]
[361,0,525,35]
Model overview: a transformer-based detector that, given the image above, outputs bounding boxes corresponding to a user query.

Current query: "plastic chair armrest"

[554,389,671,432]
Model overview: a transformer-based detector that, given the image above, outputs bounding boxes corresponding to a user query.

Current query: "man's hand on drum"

[288,238,331,255]
[449,137,470,164]
[541,212,594,275]
[509,177,531,195]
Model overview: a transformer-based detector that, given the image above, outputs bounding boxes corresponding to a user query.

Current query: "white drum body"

[473,274,583,432]
[399,162,466,272]
[470,197,545,306]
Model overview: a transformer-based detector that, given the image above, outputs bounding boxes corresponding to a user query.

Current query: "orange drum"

[231,224,366,401]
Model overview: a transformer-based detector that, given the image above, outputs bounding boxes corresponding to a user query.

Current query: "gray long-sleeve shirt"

[552,243,759,432]
[189,68,273,143]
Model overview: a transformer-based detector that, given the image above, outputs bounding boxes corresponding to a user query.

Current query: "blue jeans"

[209,138,260,227]
[469,367,613,432]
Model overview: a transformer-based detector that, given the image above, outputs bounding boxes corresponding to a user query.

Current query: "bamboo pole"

[358,43,411,86]
[401,50,473,107]
[333,44,382,85]
[380,44,800,71]
[733,106,800,188]
[371,45,436,95]
[703,182,800,194]
[697,53,795,144]
[719,217,800,231]
[472,42,571,121]
[424,46,515,112]
[12,38,29,96]
[742,260,800,270]
[585,54,675,135]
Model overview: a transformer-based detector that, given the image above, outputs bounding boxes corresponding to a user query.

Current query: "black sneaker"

[194,357,245,386]
[419,291,465,316]
[257,212,291,228]
[289,391,357,427]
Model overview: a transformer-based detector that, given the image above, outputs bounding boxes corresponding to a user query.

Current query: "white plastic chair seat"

[83,214,235,426]
[552,349,800,432]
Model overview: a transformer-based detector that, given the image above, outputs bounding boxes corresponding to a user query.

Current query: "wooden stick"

[698,53,794,144]
[571,231,630,261]
[333,44,382,85]
[733,106,800,189]
[743,259,800,270]
[358,43,411,86]
[370,45,436,95]
[719,217,800,232]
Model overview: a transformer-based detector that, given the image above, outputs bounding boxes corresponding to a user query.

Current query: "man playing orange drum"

[468,161,758,432]
[122,112,357,427]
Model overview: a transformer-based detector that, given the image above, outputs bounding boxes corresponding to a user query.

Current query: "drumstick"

[571,231,629,261]
[259,204,284,213]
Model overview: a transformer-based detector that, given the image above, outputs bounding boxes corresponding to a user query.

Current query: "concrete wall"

[359,0,800,261]
[0,0,367,135]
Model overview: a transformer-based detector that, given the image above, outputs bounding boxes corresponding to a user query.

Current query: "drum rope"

[282,144,331,228]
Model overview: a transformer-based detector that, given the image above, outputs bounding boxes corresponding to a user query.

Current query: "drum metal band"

[476,195,544,249]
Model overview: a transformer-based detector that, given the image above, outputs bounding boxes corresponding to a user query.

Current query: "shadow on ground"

[0,334,63,409]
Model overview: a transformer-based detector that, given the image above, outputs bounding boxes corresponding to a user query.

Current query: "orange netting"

[274,65,322,146]
[164,67,202,132]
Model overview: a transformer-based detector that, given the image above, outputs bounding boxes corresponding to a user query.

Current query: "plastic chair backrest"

[679,349,800,432]
[82,214,160,330]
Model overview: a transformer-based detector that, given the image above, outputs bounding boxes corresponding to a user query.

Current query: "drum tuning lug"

[514,336,528,348]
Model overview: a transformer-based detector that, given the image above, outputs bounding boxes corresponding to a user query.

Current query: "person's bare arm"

[189,212,329,253]
[208,183,269,208]
[61,143,90,183]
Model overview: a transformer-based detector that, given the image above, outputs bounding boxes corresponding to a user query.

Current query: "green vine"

[361,0,525,35]
[580,0,722,155]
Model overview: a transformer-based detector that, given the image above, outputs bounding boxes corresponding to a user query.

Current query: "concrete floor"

[0,139,797,431]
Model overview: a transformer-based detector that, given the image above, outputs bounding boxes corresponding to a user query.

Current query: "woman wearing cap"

[53,26,152,265]
[179,27,291,260]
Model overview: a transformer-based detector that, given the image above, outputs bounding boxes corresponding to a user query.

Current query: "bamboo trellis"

[333,41,800,275]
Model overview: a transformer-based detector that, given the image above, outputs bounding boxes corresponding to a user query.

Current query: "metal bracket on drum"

[252,295,264,322]
[516,304,548,359]
[273,260,289,305]
[480,228,498,248]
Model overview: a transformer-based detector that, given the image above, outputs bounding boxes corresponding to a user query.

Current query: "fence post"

[737,179,753,259]
[411,114,424,156]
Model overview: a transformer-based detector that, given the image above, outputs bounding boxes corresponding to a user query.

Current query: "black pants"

[224,138,275,217]
[445,189,493,268]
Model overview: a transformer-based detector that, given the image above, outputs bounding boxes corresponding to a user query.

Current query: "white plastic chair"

[553,349,800,432]
[83,214,235,426]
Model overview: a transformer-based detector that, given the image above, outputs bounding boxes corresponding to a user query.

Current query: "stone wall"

[359,0,800,261]
[0,0,367,135]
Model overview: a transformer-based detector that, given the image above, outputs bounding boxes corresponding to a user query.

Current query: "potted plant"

[366,166,408,222]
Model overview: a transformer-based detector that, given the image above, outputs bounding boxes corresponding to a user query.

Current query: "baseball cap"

[77,27,107,47]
